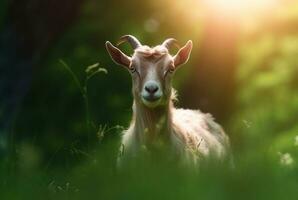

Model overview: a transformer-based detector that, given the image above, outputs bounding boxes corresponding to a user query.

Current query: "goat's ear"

[105,41,131,68]
[173,40,193,68]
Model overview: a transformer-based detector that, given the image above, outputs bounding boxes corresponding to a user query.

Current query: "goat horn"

[162,38,180,50]
[116,35,142,49]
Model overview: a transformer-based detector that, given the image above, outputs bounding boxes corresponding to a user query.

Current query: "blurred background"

[0,0,298,199]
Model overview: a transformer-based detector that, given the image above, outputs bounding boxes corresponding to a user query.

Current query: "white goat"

[106,35,231,167]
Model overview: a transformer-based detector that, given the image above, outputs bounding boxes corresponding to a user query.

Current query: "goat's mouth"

[141,95,162,108]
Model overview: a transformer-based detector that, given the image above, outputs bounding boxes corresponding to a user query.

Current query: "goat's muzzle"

[141,81,163,107]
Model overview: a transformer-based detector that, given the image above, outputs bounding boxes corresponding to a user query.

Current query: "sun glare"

[202,0,279,17]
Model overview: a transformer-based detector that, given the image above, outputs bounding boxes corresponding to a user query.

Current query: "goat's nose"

[145,83,159,94]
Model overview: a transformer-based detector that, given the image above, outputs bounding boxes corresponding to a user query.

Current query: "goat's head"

[106,35,192,108]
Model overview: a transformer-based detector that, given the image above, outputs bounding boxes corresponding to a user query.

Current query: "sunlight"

[169,0,281,25]
[202,0,279,17]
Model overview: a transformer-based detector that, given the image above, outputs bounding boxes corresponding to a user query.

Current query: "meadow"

[0,0,298,199]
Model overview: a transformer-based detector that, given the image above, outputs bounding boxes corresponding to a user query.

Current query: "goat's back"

[171,108,231,164]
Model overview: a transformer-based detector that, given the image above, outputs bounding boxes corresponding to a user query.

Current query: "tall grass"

[0,60,297,200]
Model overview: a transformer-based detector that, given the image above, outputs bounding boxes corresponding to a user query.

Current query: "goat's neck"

[133,100,173,145]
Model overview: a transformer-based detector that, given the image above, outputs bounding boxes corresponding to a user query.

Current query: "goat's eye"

[164,67,174,77]
[130,67,136,73]
[167,67,175,75]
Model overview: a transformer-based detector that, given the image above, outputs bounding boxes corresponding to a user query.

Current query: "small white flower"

[279,152,294,167]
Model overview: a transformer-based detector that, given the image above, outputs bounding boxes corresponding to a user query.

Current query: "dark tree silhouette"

[0,0,84,155]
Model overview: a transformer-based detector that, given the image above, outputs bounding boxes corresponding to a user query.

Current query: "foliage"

[1,0,298,199]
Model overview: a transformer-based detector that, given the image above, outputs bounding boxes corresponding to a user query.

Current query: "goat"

[105,35,231,167]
